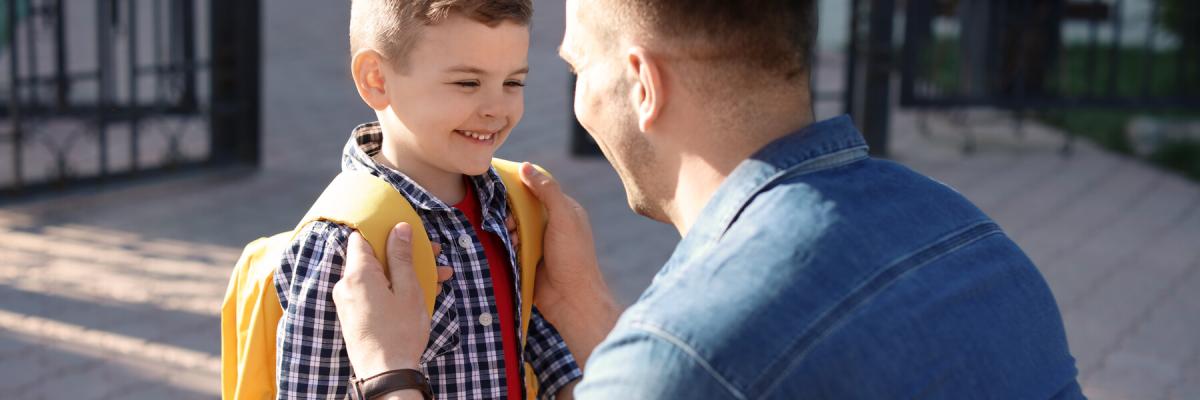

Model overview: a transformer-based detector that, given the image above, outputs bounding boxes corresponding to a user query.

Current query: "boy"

[273,1,582,399]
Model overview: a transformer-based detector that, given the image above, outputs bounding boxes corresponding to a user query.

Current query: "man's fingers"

[436,266,454,283]
[345,231,385,282]
[519,162,570,217]
[336,231,388,303]
[385,223,414,288]
[505,215,519,248]
[433,266,453,295]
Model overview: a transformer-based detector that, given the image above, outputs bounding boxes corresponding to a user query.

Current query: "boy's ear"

[351,49,390,111]
[625,47,666,134]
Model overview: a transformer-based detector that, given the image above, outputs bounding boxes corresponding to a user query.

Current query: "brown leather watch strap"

[350,369,433,400]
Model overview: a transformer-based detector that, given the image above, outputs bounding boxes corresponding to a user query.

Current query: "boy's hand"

[335,223,447,378]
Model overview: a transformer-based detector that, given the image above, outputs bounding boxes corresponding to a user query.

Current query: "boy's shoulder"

[285,220,355,261]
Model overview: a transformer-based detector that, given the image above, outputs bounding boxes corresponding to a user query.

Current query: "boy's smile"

[454,129,499,145]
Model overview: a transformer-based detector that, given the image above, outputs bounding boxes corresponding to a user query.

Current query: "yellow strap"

[293,171,440,315]
[490,159,547,347]
[491,160,548,400]
[287,160,547,326]
[277,160,547,399]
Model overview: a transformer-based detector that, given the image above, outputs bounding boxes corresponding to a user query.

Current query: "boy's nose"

[478,90,516,120]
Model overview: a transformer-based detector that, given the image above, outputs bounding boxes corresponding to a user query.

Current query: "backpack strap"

[293,171,440,316]
[286,160,547,339]
[490,159,548,347]
[491,159,549,400]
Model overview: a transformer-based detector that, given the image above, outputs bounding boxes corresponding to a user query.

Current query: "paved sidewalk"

[1,1,1197,399]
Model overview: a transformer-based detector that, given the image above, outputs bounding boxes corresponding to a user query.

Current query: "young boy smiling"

[273,1,582,399]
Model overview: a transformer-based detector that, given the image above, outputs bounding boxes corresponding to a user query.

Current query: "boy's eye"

[505,80,526,88]
[454,81,481,88]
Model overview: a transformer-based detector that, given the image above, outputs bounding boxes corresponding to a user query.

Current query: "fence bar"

[843,0,861,117]
[128,0,139,171]
[9,0,25,189]
[53,0,66,109]
[96,0,113,178]
[24,0,38,105]
[860,0,894,156]
[1105,0,1123,97]
[178,0,196,109]
[208,0,260,165]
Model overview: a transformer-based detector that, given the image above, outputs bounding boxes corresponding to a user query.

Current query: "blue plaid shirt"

[274,122,582,399]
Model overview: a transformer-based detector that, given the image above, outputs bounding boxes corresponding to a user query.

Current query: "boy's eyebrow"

[444,65,530,76]
[446,65,488,74]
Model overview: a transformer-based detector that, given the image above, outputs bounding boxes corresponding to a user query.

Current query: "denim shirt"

[575,116,1084,399]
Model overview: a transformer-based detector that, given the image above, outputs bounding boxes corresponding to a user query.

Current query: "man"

[332,1,1086,398]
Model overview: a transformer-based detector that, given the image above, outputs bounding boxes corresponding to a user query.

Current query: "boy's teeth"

[458,130,493,140]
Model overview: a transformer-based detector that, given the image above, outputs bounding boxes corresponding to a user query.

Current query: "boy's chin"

[457,160,494,176]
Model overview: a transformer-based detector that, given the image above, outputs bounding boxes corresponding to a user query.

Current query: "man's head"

[350,0,532,177]
[560,0,818,224]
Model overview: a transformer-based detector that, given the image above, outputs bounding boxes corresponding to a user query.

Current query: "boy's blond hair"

[350,0,533,70]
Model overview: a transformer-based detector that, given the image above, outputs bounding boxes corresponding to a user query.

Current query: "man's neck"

[667,108,814,236]
[376,142,466,205]
[669,156,730,236]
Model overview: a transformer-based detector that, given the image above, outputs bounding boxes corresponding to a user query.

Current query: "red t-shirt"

[452,180,524,400]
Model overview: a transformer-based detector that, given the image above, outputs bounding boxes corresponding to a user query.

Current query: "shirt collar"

[684,115,870,245]
[341,121,506,213]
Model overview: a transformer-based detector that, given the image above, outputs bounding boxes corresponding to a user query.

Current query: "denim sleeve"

[274,221,354,400]
[573,323,741,400]
[522,306,583,399]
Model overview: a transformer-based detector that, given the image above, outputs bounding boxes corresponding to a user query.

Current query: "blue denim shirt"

[575,116,1084,399]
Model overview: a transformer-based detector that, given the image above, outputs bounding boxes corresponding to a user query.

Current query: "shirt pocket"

[420,280,461,363]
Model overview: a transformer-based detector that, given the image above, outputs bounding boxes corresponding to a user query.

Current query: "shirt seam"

[628,321,749,400]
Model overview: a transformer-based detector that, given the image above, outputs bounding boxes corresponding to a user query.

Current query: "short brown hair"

[350,0,533,69]
[594,0,816,81]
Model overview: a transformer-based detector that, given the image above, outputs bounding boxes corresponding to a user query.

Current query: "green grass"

[1037,107,1200,181]
[1150,140,1200,181]
[1037,109,1136,154]
[918,38,1200,181]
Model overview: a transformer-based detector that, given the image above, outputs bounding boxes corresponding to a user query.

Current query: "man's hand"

[519,163,621,367]
[333,223,452,378]
[506,214,519,249]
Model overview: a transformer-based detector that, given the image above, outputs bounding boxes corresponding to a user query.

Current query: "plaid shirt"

[274,122,582,400]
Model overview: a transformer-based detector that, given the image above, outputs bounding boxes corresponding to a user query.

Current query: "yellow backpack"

[220,159,547,400]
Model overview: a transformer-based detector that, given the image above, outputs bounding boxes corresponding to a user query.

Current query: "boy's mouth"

[454,129,497,144]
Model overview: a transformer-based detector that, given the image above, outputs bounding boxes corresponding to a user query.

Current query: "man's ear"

[351,49,390,111]
[625,47,666,133]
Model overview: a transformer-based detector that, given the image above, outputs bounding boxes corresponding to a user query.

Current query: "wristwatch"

[348,369,433,400]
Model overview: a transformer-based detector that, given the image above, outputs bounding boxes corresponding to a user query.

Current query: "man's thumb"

[519,162,566,213]
[386,223,414,284]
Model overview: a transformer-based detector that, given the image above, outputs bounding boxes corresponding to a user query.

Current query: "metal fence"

[0,0,259,198]
[900,0,1200,110]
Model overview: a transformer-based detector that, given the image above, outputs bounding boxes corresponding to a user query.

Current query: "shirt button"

[457,234,472,248]
[478,312,494,327]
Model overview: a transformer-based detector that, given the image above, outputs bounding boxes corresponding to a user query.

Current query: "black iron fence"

[0,0,258,198]
[901,0,1200,110]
